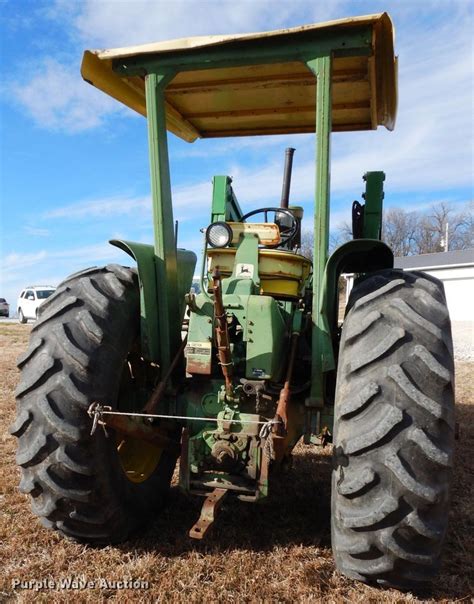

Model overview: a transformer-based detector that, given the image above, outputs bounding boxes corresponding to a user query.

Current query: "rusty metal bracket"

[212,268,234,398]
[143,336,188,414]
[189,488,228,540]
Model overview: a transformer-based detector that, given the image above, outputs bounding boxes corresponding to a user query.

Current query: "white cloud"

[173,181,213,215]
[3,0,472,291]
[330,28,473,194]
[169,4,474,203]
[174,133,312,159]
[1,243,126,307]
[23,225,50,237]
[10,58,125,133]
[8,0,472,175]
[63,0,344,48]
[3,251,48,272]
[42,186,214,223]
[7,0,345,134]
[3,243,122,276]
[44,193,150,219]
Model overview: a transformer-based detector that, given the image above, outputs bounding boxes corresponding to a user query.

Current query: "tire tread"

[332,269,454,589]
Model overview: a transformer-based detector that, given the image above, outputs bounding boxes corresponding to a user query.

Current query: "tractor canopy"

[81,12,397,142]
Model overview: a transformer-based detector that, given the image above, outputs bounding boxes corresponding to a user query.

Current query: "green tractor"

[12,13,455,590]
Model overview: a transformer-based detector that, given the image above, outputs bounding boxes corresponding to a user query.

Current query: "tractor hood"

[81,13,397,142]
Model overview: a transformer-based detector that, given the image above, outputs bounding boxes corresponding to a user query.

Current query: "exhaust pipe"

[280,147,295,209]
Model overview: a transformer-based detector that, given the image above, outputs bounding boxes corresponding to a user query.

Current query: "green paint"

[307,54,333,407]
[321,239,394,338]
[110,240,196,362]
[211,176,243,223]
[245,296,287,381]
[177,249,198,314]
[188,289,288,382]
[110,240,159,360]
[362,171,385,239]
[145,71,180,371]
[182,409,266,499]
[177,380,225,435]
[222,233,260,296]
[113,27,372,77]
[187,303,213,353]
[106,22,396,500]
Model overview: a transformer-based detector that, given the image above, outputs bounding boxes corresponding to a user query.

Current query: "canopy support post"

[145,71,179,372]
[306,54,335,408]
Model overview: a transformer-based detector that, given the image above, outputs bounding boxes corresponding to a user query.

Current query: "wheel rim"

[115,352,163,483]
[117,438,163,483]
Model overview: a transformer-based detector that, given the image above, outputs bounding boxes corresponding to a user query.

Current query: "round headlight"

[206,222,233,248]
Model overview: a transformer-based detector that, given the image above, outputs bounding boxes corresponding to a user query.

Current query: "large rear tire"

[331,269,455,589]
[11,265,179,544]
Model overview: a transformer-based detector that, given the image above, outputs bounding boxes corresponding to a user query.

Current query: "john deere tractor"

[12,13,455,589]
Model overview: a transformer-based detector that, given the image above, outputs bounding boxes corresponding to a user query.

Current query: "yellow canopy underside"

[81,13,397,142]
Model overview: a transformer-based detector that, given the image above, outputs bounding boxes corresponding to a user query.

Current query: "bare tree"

[302,201,472,261]
[379,202,471,255]
[414,202,473,254]
[338,220,353,242]
[329,229,351,252]
[382,208,419,256]
[300,228,351,260]
[453,202,474,249]
[439,202,473,251]
[414,214,440,254]
[300,229,314,260]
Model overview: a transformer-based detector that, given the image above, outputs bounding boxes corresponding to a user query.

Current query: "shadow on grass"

[115,399,474,600]
[431,401,474,600]
[120,447,332,557]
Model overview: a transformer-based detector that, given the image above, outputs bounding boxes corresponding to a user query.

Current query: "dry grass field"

[1,323,473,602]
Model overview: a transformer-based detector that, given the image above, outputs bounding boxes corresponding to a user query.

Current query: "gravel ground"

[451,321,474,361]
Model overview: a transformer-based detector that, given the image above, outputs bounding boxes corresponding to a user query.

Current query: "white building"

[393,250,473,321]
[345,249,474,322]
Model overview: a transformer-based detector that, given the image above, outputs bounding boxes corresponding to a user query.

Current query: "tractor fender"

[306,239,393,411]
[110,239,196,362]
[322,238,393,339]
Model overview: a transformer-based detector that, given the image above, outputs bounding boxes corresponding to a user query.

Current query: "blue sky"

[1,0,473,309]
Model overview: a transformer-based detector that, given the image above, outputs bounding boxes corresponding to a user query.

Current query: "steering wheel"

[240,207,298,248]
